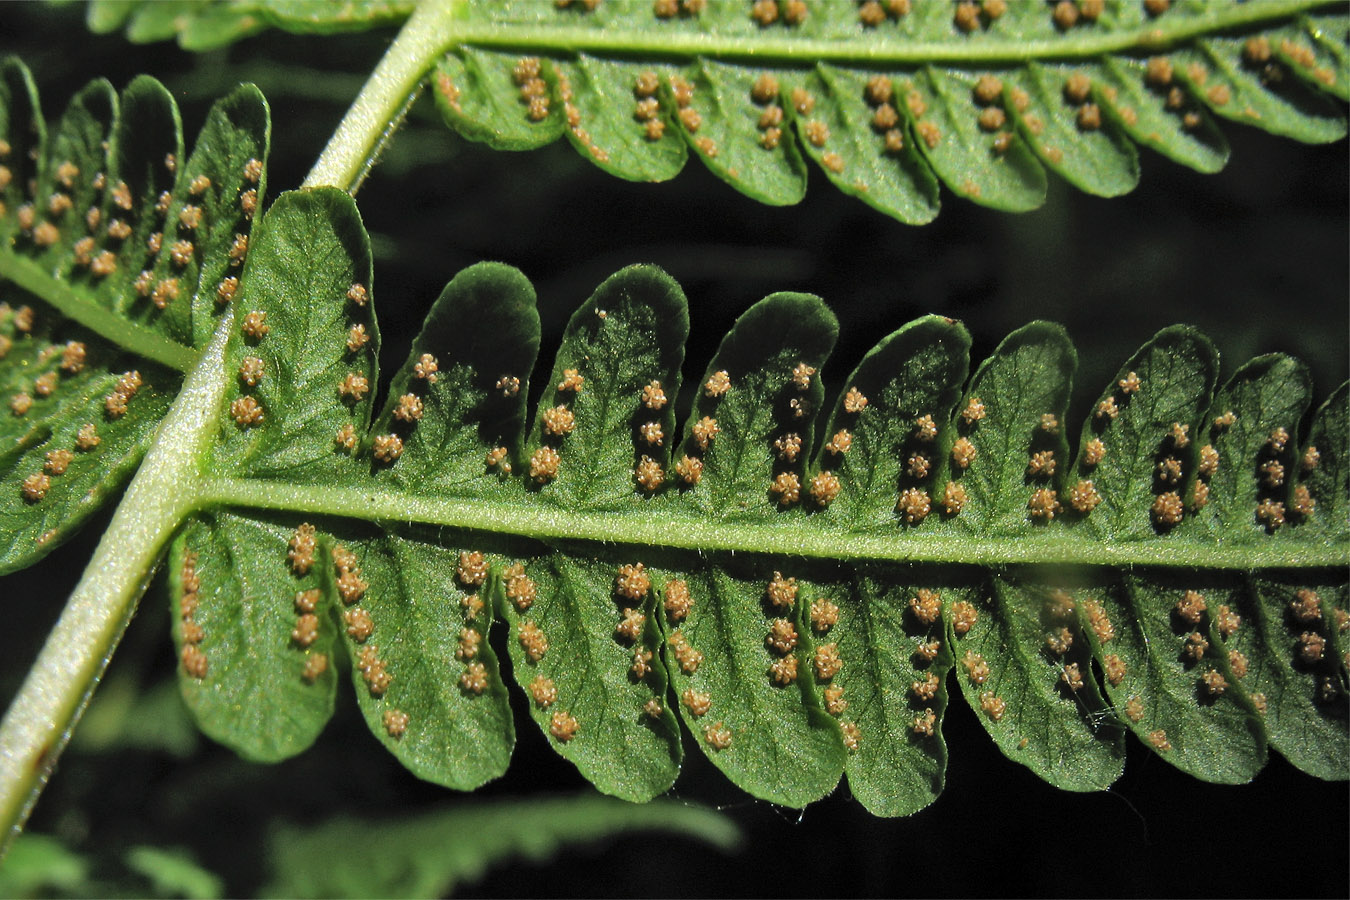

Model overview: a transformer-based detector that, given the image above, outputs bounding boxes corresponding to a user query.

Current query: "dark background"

[1,4,1346,897]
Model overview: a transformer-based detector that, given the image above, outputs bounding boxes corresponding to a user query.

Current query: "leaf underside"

[3,58,1347,817]
[87,1,1348,223]
[156,186,1344,814]
[0,57,269,572]
[422,0,1350,223]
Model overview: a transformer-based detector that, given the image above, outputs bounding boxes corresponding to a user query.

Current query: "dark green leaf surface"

[815,314,970,531]
[325,525,515,791]
[261,796,738,900]
[1303,14,1350,101]
[826,568,953,817]
[912,66,1048,211]
[1086,573,1266,783]
[1005,63,1140,197]
[1073,326,1218,541]
[104,76,185,339]
[550,56,687,183]
[532,265,687,509]
[672,291,837,522]
[172,216,1345,807]
[1192,354,1312,541]
[84,2,1350,223]
[1298,384,1349,542]
[950,575,1126,791]
[1184,38,1347,143]
[87,0,414,50]
[6,57,1344,814]
[180,86,271,347]
[27,79,115,274]
[675,60,807,208]
[495,550,681,802]
[257,0,413,33]
[932,321,1075,536]
[660,560,845,808]
[1226,575,1348,780]
[434,49,565,152]
[368,261,539,499]
[1094,55,1230,174]
[0,335,174,573]
[0,59,44,247]
[805,64,940,225]
[169,511,336,763]
[212,189,375,482]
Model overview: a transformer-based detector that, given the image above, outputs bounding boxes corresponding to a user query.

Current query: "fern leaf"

[2,61,1343,819]
[954,574,1127,790]
[414,0,1349,222]
[86,0,415,51]
[83,1,1350,223]
[144,189,1346,815]
[326,524,518,791]
[0,58,268,572]
[1246,573,1348,780]
[261,796,738,899]
[1094,54,1229,171]
[169,511,338,763]
[211,189,373,481]
[554,55,690,182]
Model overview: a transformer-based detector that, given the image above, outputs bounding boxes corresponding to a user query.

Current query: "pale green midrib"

[449,1,1329,65]
[0,306,232,853]
[201,477,1349,570]
[0,251,198,373]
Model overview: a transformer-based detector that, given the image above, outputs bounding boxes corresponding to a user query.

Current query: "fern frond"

[418,0,1349,222]
[0,58,269,571]
[263,795,738,899]
[1,58,1343,821]
[145,189,1347,814]
[85,0,415,51]
[86,1,1350,222]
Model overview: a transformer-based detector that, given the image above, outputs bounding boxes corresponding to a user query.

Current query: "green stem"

[0,0,464,852]
[0,253,197,372]
[303,0,465,193]
[202,477,1349,570]
[438,0,1326,64]
[0,0,468,854]
[0,309,233,855]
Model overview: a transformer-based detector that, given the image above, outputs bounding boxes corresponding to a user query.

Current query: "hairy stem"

[0,310,233,856]
[437,0,1326,63]
[201,477,1349,571]
[0,0,469,851]
[0,253,197,372]
[303,0,464,193]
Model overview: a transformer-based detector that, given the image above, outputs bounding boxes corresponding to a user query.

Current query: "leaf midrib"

[0,251,198,372]
[447,1,1329,66]
[201,476,1349,569]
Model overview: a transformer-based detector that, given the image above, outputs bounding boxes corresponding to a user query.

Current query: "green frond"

[1,53,1344,823]
[0,58,268,571]
[153,190,1345,813]
[422,1,1347,222]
